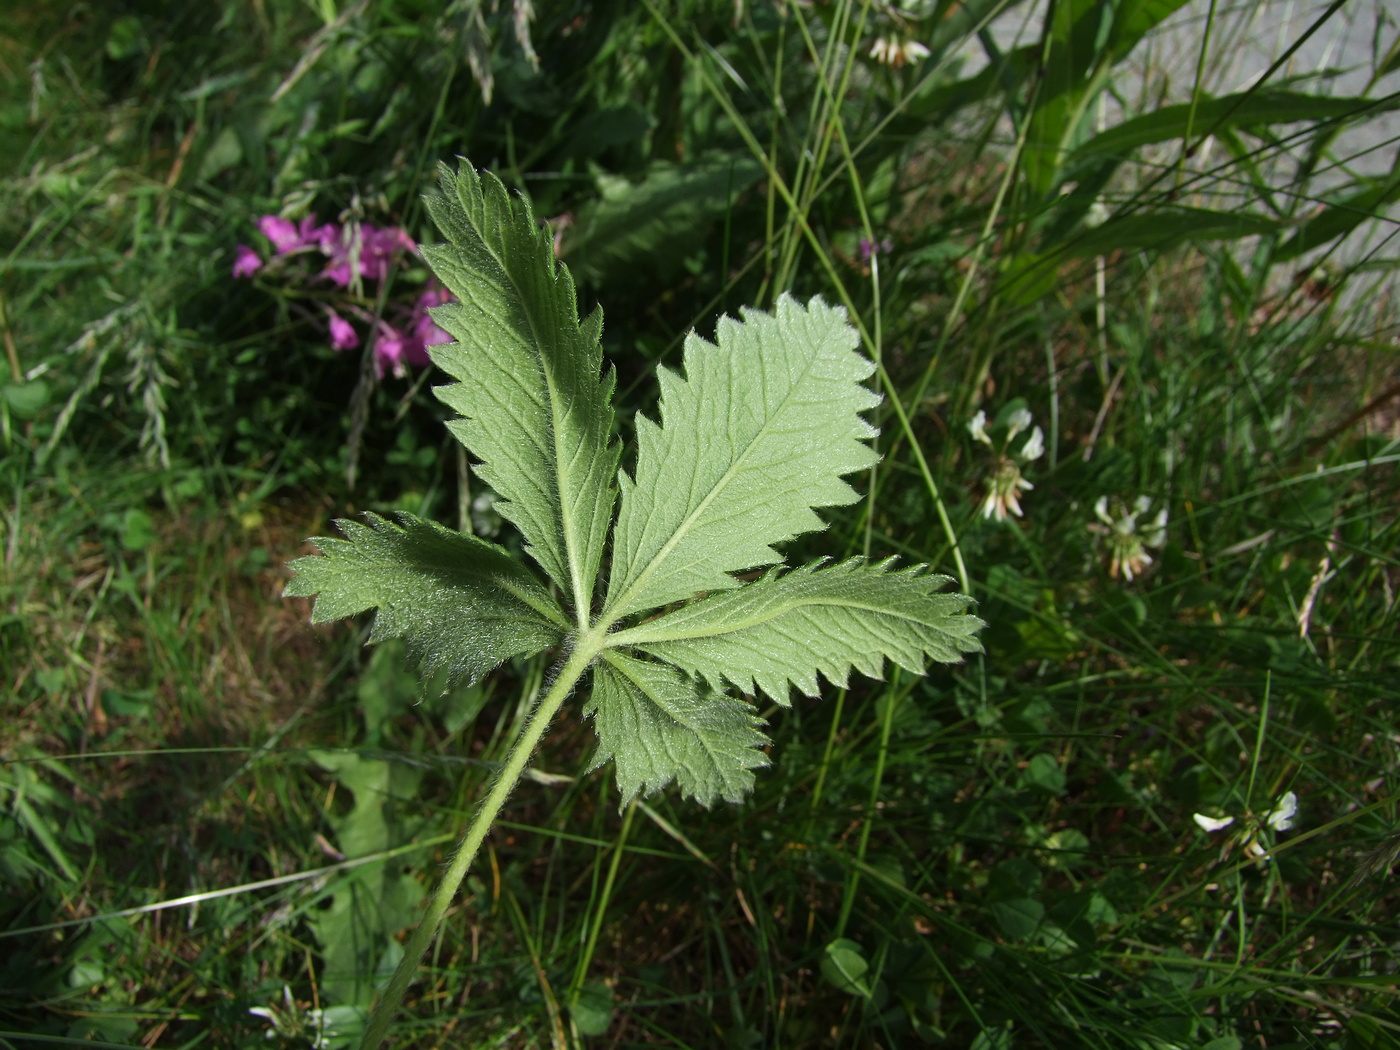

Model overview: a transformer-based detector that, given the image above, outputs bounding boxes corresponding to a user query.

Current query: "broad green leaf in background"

[422,163,621,620]
[586,651,770,807]
[999,207,1281,305]
[284,512,566,687]
[560,155,763,287]
[604,294,880,620]
[1069,90,1400,167]
[1045,90,1400,243]
[1022,0,1191,198]
[618,559,984,704]
[820,938,873,998]
[309,750,426,1007]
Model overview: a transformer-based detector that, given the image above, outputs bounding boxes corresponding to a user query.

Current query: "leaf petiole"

[357,634,603,1050]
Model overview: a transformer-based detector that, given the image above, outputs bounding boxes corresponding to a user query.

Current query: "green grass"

[3,0,1400,1046]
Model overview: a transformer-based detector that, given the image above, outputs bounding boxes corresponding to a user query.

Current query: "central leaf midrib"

[606,346,825,623]
[475,205,593,625]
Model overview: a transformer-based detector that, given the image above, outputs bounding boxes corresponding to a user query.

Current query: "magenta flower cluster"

[233,214,453,378]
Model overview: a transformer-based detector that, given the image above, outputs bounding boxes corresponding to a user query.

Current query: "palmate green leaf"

[604,294,879,620]
[283,512,567,686]
[615,558,984,704]
[586,651,769,807]
[289,164,985,819]
[422,163,620,619]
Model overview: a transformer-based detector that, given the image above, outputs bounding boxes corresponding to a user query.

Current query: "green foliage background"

[2,0,1399,1047]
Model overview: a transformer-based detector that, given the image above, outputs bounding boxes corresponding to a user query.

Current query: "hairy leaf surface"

[586,651,769,807]
[617,559,984,703]
[605,294,880,620]
[284,512,567,686]
[422,163,619,618]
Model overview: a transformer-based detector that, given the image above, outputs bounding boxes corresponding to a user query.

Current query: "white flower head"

[968,410,992,446]
[980,457,1033,521]
[1088,496,1168,581]
[869,34,929,67]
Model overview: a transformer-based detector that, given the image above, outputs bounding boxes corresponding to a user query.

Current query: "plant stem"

[358,642,598,1050]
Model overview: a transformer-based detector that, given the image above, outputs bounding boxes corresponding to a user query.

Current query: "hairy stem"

[359,642,598,1050]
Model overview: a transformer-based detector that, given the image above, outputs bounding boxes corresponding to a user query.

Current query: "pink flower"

[258,214,335,256]
[857,236,892,264]
[328,223,418,284]
[322,260,354,288]
[232,244,262,278]
[327,311,359,352]
[257,215,301,254]
[373,322,411,378]
[412,286,453,350]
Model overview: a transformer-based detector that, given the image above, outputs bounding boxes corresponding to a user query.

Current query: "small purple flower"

[232,244,262,278]
[258,215,301,254]
[342,224,419,283]
[857,236,893,265]
[373,321,411,378]
[323,259,354,288]
[258,214,335,256]
[412,286,453,350]
[327,310,359,352]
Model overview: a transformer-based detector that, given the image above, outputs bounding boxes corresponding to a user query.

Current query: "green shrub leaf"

[618,558,984,704]
[586,651,769,807]
[284,512,567,686]
[422,163,620,619]
[605,293,880,620]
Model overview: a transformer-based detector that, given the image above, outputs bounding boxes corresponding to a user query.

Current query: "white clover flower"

[869,35,930,67]
[970,407,1043,522]
[1088,495,1168,581]
[980,457,1033,521]
[968,410,992,446]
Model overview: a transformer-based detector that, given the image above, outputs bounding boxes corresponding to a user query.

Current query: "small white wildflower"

[1266,791,1298,831]
[1019,425,1045,462]
[1006,407,1033,441]
[1193,813,1235,833]
[968,410,992,446]
[1085,201,1110,228]
[869,35,930,67]
[1088,496,1168,582]
[1193,791,1297,863]
[981,458,1033,521]
[902,39,931,63]
[1093,496,1112,526]
[248,986,299,1037]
